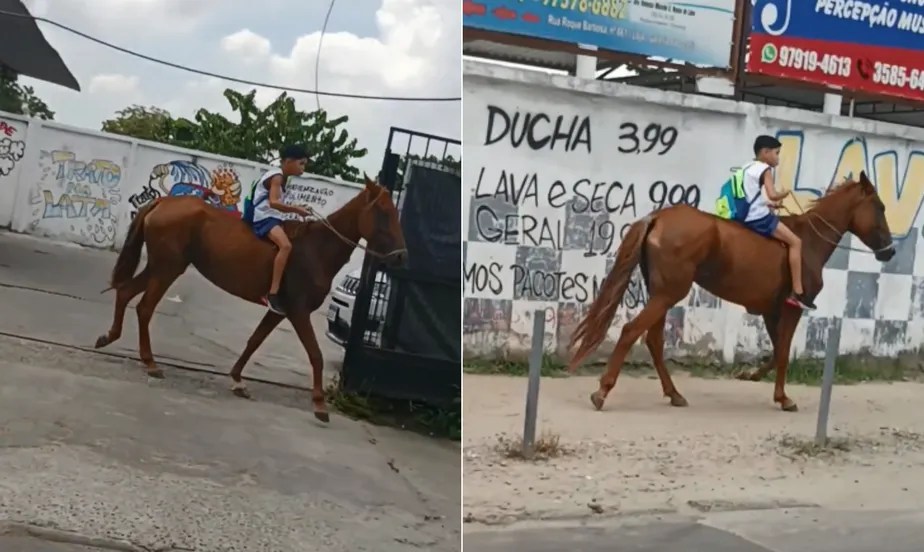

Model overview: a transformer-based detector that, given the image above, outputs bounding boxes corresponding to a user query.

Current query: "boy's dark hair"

[753,135,782,156]
[280,144,309,161]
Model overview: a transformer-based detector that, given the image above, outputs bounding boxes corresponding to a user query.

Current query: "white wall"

[463,60,924,362]
[0,111,367,284]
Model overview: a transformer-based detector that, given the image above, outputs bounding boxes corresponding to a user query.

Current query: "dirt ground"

[463,373,924,525]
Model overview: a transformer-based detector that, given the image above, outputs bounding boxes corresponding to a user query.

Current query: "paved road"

[465,509,924,552]
[0,231,460,551]
[0,232,343,388]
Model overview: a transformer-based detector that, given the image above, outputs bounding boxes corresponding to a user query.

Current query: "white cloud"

[220,29,272,63]
[88,74,141,96]
[19,0,461,176]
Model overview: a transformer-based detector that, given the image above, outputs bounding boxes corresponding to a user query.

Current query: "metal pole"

[815,325,841,445]
[522,309,546,459]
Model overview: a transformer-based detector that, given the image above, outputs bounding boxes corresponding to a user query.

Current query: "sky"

[17,0,461,175]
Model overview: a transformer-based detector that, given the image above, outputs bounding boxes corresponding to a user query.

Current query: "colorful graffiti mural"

[775,131,924,239]
[127,160,242,219]
[29,149,123,246]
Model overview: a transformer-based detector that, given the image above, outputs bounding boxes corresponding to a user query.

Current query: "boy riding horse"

[740,135,816,310]
[246,144,315,315]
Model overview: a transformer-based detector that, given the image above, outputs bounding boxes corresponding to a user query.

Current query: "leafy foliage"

[101,89,366,181]
[0,68,54,120]
[101,105,188,143]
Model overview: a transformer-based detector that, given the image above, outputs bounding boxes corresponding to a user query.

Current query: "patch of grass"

[324,377,460,441]
[465,350,921,386]
[775,434,854,460]
[464,353,570,377]
[658,355,917,386]
[493,430,570,461]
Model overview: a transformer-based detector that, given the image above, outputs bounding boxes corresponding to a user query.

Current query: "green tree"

[102,88,366,181]
[101,105,192,143]
[0,67,54,120]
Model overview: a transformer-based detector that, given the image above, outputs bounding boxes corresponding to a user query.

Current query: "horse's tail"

[566,214,654,372]
[106,199,162,291]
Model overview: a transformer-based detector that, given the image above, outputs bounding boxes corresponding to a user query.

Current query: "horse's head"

[842,171,895,262]
[357,173,407,268]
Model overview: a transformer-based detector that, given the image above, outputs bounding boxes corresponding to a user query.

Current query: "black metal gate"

[341,127,461,407]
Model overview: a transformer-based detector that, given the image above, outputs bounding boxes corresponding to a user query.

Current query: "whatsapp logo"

[761,43,778,64]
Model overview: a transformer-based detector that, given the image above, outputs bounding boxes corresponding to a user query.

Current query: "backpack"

[714,166,758,222]
[241,179,259,225]
[241,175,275,225]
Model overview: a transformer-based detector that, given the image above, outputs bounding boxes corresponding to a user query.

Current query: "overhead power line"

[315,0,337,112]
[0,9,461,102]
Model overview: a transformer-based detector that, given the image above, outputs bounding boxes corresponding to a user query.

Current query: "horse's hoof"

[781,399,798,412]
[231,386,252,399]
[314,411,331,423]
[590,391,605,411]
[669,394,689,407]
[94,335,109,349]
[146,368,165,379]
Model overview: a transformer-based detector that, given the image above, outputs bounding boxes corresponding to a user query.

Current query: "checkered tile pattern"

[463,210,924,361]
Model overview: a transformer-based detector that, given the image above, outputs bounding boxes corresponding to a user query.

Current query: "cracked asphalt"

[0,232,460,551]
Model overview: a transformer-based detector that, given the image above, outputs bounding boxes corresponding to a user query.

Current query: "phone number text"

[776,46,852,78]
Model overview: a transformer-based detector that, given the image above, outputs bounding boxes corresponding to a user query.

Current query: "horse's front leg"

[289,310,329,423]
[229,311,285,398]
[772,306,803,412]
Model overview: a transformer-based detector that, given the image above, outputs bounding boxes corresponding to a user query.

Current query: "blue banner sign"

[463,0,737,68]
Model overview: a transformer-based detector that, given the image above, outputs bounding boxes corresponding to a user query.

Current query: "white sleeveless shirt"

[252,169,286,223]
[742,161,771,222]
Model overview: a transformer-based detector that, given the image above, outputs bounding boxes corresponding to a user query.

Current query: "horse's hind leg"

[592,297,676,411]
[645,314,687,407]
[229,311,285,399]
[136,269,182,378]
[95,266,150,349]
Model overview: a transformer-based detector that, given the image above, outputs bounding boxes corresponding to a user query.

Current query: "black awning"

[0,0,80,91]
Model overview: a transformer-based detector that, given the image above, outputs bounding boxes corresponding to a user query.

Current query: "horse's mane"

[804,177,861,212]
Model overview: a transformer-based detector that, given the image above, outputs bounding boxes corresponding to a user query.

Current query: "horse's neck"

[793,200,850,266]
[304,204,363,278]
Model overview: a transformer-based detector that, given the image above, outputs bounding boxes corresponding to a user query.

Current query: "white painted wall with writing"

[0,111,367,287]
[464,61,924,362]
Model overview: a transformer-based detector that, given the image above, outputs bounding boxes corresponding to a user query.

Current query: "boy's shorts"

[252,217,284,238]
[744,213,779,237]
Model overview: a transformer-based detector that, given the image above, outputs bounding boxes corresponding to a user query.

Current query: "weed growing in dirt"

[324,377,461,441]
[465,354,571,377]
[775,434,853,460]
[494,431,570,461]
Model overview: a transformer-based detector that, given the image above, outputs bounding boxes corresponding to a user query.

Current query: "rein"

[780,191,895,255]
[302,207,407,261]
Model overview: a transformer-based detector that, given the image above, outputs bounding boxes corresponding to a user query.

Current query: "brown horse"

[567,172,896,412]
[95,175,407,422]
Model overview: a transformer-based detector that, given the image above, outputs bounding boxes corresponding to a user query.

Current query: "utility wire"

[0,9,460,102]
[315,0,337,112]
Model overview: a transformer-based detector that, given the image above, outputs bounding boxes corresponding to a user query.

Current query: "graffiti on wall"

[29,150,122,245]
[128,160,242,219]
[286,178,337,209]
[466,103,701,309]
[0,120,25,177]
[774,131,924,239]
[463,68,924,361]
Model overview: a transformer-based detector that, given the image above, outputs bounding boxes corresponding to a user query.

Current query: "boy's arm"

[266,176,311,216]
[761,169,789,202]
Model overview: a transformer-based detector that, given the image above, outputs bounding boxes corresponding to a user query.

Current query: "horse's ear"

[859,171,875,194]
[363,173,376,190]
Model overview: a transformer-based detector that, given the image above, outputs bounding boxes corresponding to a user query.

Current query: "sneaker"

[266,293,286,315]
[785,293,816,310]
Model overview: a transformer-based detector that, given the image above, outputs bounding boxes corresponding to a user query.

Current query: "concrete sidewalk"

[0,230,460,550]
[0,335,459,551]
[0,231,342,388]
[465,508,924,552]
